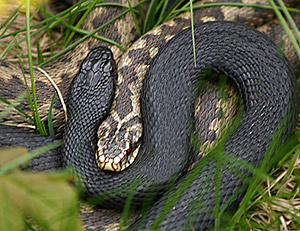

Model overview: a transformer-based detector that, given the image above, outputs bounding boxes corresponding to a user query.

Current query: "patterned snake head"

[96,109,143,172]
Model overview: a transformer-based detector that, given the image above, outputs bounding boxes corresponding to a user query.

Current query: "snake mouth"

[96,141,140,172]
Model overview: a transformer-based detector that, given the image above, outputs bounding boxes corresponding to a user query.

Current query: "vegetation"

[0,0,299,230]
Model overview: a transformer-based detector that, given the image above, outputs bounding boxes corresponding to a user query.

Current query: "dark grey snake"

[0,18,299,230]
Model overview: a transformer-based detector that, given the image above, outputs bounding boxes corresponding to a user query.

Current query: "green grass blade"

[119,180,139,230]
[277,0,300,42]
[189,0,196,67]
[156,0,168,24]
[0,94,27,120]
[143,0,157,34]
[214,147,222,230]
[64,0,100,47]
[152,0,186,27]
[269,1,300,58]
[36,40,44,64]
[0,35,18,59]
[25,0,46,135]
[0,96,33,121]
[127,0,141,37]
[62,0,82,46]
[47,92,56,137]
[0,139,63,175]
[0,10,18,38]
[275,0,300,57]
[41,0,54,56]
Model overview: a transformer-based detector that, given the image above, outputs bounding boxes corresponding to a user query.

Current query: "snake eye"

[125,141,132,154]
[96,137,139,172]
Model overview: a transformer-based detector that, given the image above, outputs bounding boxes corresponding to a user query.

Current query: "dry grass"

[0,2,61,62]
[246,151,300,230]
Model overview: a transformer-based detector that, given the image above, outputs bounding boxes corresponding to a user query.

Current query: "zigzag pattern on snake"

[0,0,300,230]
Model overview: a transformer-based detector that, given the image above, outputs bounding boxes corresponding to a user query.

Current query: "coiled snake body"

[0,1,299,230]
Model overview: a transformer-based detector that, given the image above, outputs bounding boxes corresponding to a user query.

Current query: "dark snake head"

[67,47,117,125]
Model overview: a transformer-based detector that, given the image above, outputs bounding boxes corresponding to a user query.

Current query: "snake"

[0,0,300,230]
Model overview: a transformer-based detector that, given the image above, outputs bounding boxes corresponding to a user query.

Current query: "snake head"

[96,113,142,172]
[96,138,137,172]
[66,47,117,132]
[68,47,117,114]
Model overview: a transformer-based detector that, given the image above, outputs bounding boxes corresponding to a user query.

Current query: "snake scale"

[0,0,300,230]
